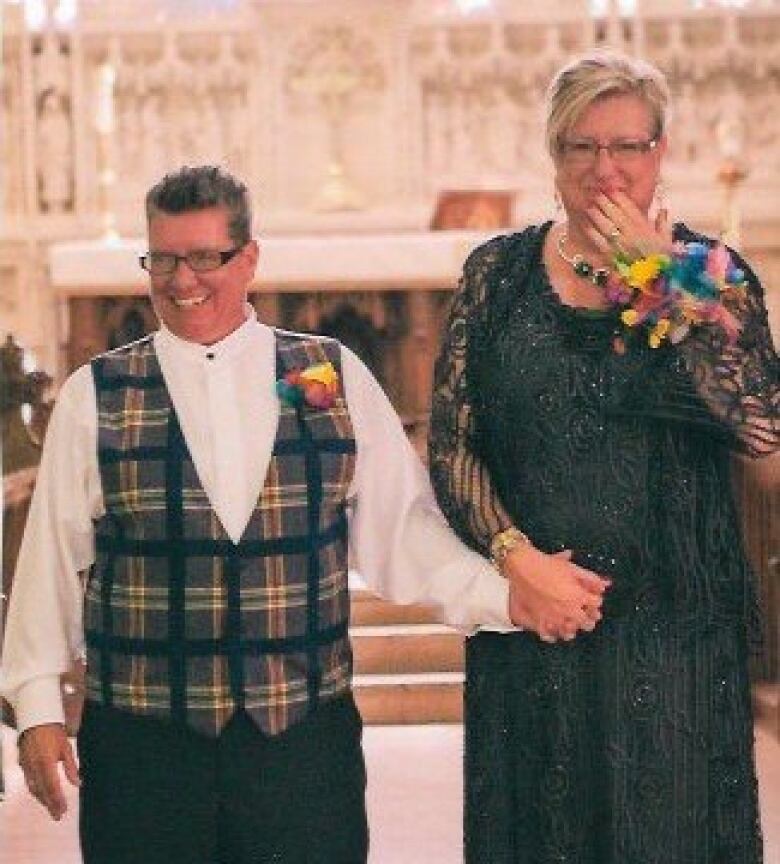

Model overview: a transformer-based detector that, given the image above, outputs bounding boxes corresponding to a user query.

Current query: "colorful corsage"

[276,361,340,409]
[611,242,746,348]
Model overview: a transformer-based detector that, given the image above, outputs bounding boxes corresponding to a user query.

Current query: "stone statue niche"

[35,87,74,213]
[32,26,75,215]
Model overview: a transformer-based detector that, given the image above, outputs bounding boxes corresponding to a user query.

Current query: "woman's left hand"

[585,190,673,260]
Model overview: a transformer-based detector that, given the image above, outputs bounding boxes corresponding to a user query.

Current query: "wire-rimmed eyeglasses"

[558,137,659,167]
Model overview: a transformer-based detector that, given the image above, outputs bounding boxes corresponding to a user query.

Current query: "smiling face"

[146,207,258,345]
[554,93,666,224]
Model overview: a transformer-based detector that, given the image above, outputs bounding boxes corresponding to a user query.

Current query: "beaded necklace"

[555,230,610,288]
[554,227,628,354]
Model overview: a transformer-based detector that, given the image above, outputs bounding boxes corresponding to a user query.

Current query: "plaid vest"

[84,331,356,737]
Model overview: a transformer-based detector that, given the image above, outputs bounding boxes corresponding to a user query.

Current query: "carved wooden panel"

[65,289,449,424]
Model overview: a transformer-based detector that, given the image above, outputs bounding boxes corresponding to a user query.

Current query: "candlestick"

[95,61,118,241]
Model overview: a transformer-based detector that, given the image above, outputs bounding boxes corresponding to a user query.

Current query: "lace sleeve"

[429,236,518,555]
[622,227,779,459]
[677,241,779,458]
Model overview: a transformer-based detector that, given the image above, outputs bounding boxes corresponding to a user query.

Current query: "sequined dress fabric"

[429,222,779,864]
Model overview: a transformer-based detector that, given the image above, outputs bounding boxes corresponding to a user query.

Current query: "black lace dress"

[429,222,779,864]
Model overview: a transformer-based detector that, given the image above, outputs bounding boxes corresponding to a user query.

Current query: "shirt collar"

[155,304,271,366]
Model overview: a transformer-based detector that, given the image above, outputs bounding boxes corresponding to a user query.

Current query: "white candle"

[95,62,116,135]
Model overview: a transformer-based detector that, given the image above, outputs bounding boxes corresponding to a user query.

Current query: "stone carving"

[420,66,549,185]
[0,2,778,232]
[211,36,251,174]
[412,16,580,190]
[669,81,702,164]
[140,91,166,178]
[36,89,74,213]
[714,81,747,162]
[221,85,250,174]
[286,25,385,210]
[749,79,780,176]
[0,266,16,315]
[33,33,74,213]
[109,35,250,184]
[32,24,69,94]
[1,45,24,215]
[116,84,142,175]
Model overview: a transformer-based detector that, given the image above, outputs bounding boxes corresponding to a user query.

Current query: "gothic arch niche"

[66,296,155,371]
[276,295,388,380]
[317,302,386,389]
[32,31,74,215]
[104,299,155,350]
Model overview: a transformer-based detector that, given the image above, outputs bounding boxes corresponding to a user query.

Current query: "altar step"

[350,591,465,725]
[350,592,780,735]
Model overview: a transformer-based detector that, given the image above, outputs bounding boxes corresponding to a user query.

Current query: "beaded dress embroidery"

[430,221,778,863]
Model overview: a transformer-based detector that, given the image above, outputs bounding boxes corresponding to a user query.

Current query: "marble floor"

[1,724,778,863]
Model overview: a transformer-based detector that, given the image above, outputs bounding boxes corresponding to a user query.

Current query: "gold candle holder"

[716,157,747,250]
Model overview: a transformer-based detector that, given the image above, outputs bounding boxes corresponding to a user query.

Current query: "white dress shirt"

[1,313,512,733]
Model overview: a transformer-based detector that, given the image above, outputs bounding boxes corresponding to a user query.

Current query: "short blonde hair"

[545,51,670,158]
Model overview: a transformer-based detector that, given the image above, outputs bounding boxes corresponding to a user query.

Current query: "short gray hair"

[145,165,252,245]
[545,51,670,158]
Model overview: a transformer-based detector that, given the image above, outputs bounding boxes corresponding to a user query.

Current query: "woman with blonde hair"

[430,50,777,863]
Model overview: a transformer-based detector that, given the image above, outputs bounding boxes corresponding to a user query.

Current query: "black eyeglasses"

[558,137,659,166]
[139,247,243,275]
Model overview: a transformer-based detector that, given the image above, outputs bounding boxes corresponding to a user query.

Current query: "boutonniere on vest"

[276,361,340,409]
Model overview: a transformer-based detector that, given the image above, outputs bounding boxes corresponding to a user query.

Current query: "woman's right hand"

[505,545,610,642]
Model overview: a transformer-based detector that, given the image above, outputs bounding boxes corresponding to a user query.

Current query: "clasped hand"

[506,545,611,643]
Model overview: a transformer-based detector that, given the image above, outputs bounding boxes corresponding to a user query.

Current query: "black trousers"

[77,694,369,864]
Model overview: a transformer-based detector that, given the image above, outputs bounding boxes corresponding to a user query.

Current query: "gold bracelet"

[489,526,532,573]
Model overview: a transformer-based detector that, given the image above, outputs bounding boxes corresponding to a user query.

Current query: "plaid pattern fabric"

[84,332,356,737]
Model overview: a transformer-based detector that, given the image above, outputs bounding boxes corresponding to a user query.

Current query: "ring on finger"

[608,226,621,242]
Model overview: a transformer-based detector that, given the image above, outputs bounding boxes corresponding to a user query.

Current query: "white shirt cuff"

[462,570,517,635]
[12,677,66,735]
